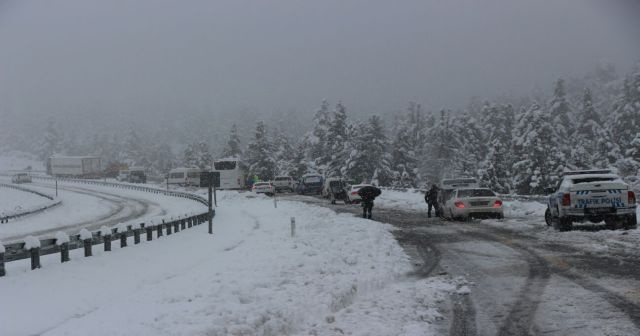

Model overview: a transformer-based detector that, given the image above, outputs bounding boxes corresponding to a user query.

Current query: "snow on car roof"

[565,173,620,180]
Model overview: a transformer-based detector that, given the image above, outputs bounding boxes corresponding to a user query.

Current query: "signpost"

[201,172,220,235]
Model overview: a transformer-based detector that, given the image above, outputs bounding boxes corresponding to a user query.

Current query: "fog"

[1,0,639,137]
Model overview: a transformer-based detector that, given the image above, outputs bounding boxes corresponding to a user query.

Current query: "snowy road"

[0,179,205,242]
[286,194,640,336]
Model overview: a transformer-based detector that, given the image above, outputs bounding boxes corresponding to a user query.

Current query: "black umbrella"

[357,185,381,200]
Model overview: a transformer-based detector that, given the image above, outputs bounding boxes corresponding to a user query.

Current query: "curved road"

[287,194,640,336]
[2,181,166,242]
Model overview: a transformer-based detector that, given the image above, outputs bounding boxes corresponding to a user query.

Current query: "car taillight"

[562,193,571,206]
[629,191,636,205]
[351,191,358,195]
[455,201,465,208]
[493,199,503,208]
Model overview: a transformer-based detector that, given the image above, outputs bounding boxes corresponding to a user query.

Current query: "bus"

[212,159,246,189]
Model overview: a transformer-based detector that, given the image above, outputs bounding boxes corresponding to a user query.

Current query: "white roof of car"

[565,173,620,180]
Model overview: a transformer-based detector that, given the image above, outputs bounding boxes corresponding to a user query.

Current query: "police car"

[544,170,637,231]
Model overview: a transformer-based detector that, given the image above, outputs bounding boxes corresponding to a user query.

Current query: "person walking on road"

[425,184,439,218]
[357,185,382,219]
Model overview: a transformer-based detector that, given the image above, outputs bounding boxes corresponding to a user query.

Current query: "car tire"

[625,214,638,230]
[544,208,552,226]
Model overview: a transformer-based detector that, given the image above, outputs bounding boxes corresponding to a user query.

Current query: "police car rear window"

[572,177,615,184]
[457,189,495,197]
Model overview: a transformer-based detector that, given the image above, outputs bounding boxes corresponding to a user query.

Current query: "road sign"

[200,172,220,188]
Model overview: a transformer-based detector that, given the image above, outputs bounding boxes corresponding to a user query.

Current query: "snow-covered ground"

[0,191,458,336]
[0,185,52,216]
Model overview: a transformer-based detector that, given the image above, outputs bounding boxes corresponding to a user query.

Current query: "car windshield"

[457,189,495,197]
[213,161,237,170]
[254,182,270,186]
[304,176,322,183]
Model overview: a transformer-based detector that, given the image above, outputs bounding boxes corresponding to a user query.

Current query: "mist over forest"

[1,0,639,194]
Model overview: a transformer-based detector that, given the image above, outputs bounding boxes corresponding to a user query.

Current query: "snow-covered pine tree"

[390,102,426,187]
[323,102,349,178]
[479,103,514,193]
[611,65,640,165]
[548,78,573,159]
[512,102,564,194]
[182,143,198,168]
[148,143,174,175]
[451,111,486,177]
[272,129,296,176]
[291,142,312,179]
[220,124,242,159]
[309,100,332,173]
[245,121,276,181]
[194,142,212,170]
[121,128,148,167]
[38,120,63,161]
[571,88,620,169]
[421,110,462,184]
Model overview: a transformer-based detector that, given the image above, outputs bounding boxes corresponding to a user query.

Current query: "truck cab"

[545,170,637,231]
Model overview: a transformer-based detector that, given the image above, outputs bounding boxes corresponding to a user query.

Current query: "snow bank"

[0,190,455,336]
[376,188,426,212]
[23,235,41,250]
[54,231,69,245]
[503,199,547,217]
[0,243,5,254]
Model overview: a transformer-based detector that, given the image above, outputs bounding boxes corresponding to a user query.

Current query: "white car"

[545,170,637,231]
[252,182,274,195]
[345,184,372,204]
[272,176,295,192]
[442,188,503,221]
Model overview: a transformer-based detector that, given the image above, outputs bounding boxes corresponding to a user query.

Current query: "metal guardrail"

[0,177,212,277]
[0,183,62,223]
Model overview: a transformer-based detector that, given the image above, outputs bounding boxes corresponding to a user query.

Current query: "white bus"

[167,167,202,187]
[212,159,245,189]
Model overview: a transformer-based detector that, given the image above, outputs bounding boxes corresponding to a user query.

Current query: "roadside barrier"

[0,177,213,277]
[0,183,61,223]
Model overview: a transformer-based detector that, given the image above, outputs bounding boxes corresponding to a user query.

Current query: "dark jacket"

[425,187,438,204]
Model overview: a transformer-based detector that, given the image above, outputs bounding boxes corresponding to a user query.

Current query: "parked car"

[116,167,147,183]
[272,176,295,192]
[322,177,345,198]
[252,181,274,195]
[345,184,372,204]
[545,170,637,231]
[297,174,324,195]
[442,188,503,221]
[11,173,32,184]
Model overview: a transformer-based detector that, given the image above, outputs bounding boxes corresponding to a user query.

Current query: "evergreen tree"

[38,120,63,161]
[548,78,573,158]
[512,102,565,194]
[272,129,296,176]
[245,121,276,180]
[451,112,486,177]
[309,100,332,172]
[121,128,148,167]
[324,102,349,178]
[479,104,514,193]
[390,102,426,187]
[220,124,242,159]
[611,65,640,161]
[421,110,462,184]
[182,143,198,168]
[148,143,174,175]
[194,142,212,170]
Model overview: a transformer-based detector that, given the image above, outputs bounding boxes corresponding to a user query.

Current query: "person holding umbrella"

[357,185,382,219]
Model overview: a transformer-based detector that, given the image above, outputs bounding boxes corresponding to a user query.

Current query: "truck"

[46,156,102,178]
[116,167,147,183]
[296,174,324,195]
[272,176,295,193]
[544,170,637,231]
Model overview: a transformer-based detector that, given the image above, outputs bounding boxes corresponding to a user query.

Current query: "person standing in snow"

[357,185,382,219]
[425,184,439,218]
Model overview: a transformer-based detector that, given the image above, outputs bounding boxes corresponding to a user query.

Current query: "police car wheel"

[544,208,552,226]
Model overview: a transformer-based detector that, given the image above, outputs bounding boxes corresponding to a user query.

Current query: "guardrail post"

[166,221,173,235]
[188,217,193,228]
[84,239,92,257]
[104,235,111,251]
[180,219,186,230]
[30,247,41,270]
[146,226,153,241]
[157,222,164,238]
[0,251,5,277]
[120,231,127,248]
[174,221,180,233]
[60,243,70,263]
[134,228,141,244]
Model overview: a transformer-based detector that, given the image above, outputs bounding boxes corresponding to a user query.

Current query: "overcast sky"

[1,0,639,124]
